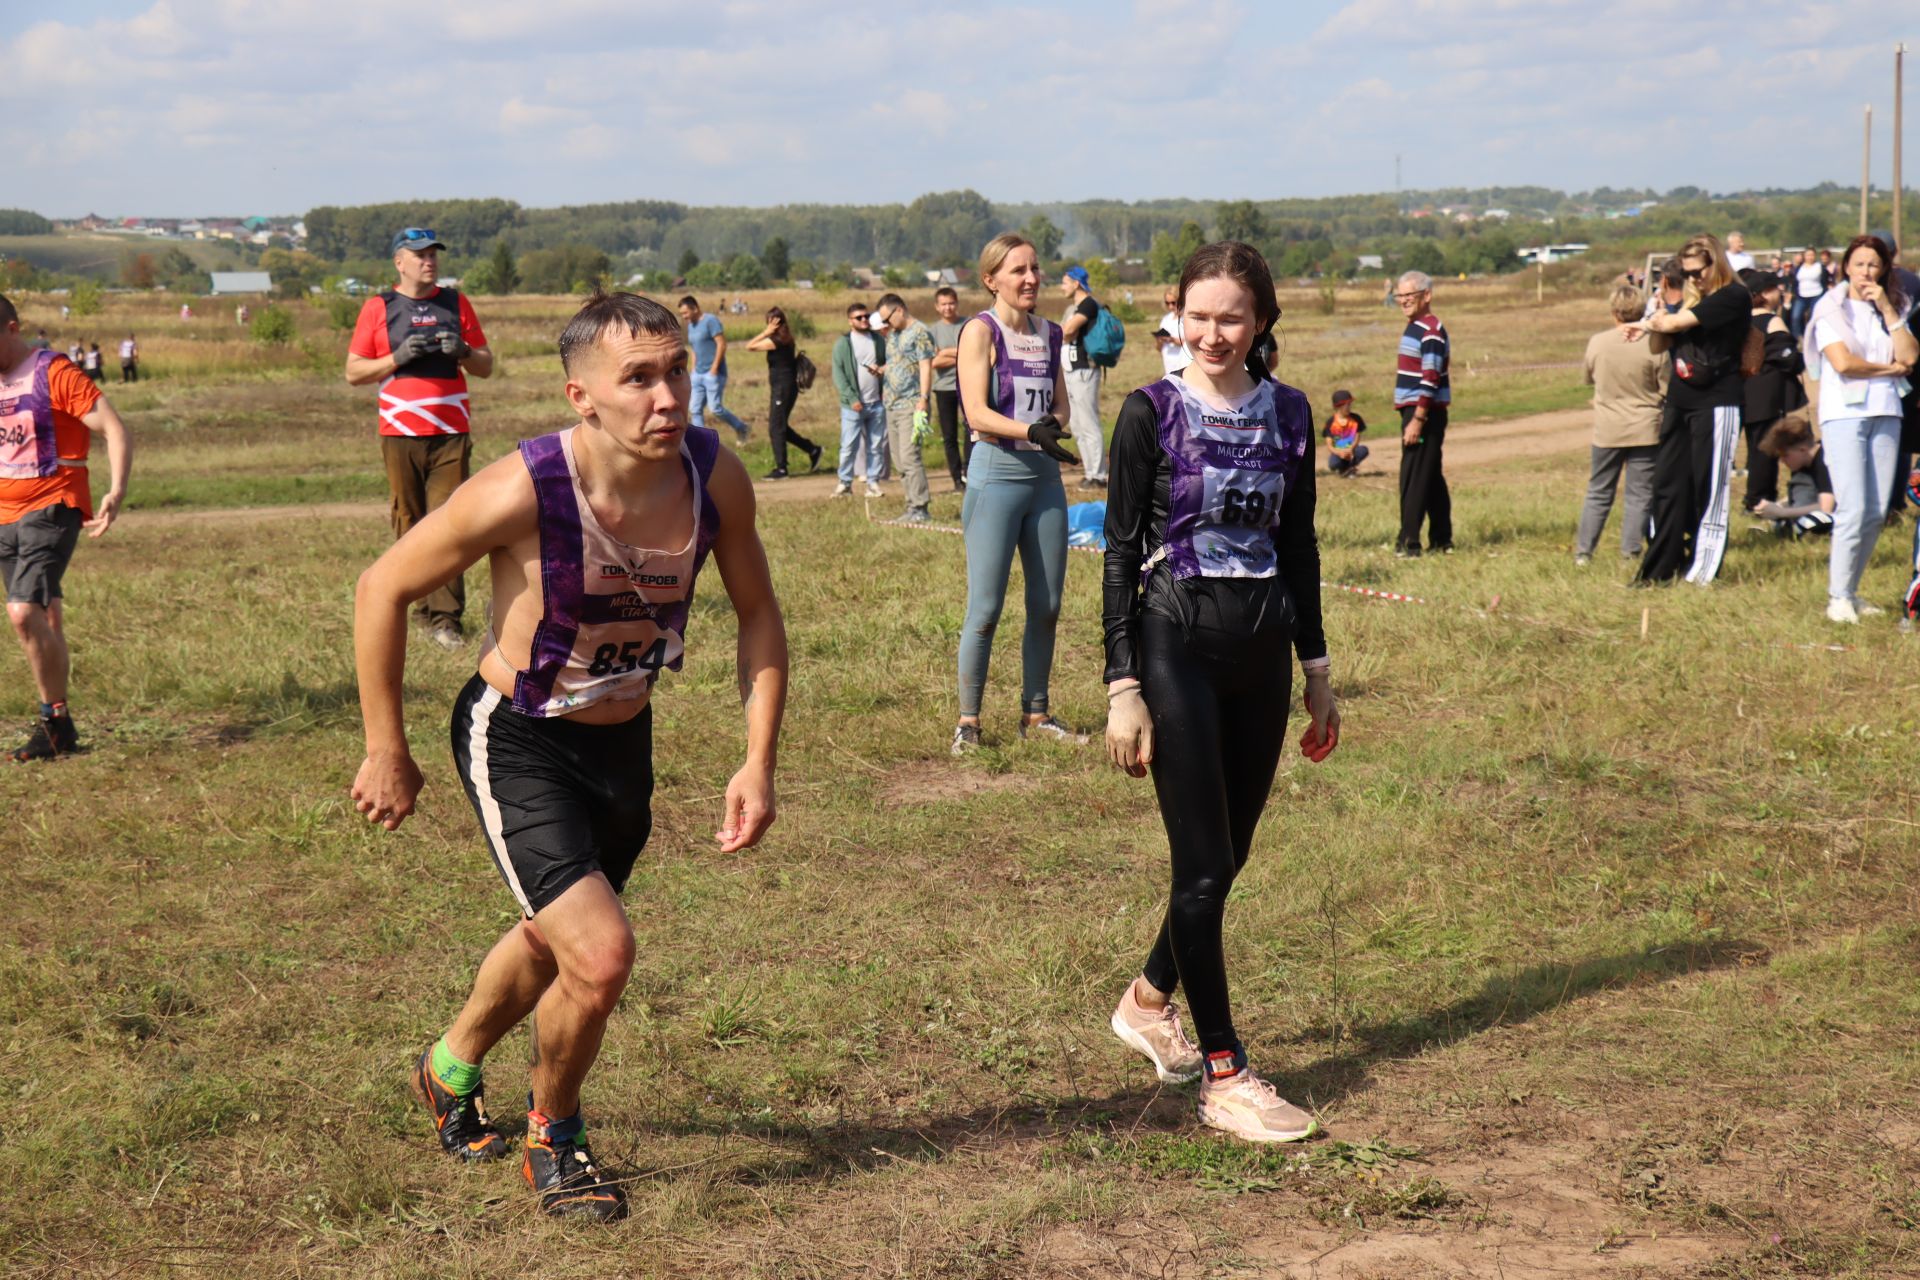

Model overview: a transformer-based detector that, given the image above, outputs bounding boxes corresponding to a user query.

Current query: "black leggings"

[1136,604,1293,1057]
[768,384,818,472]
[934,388,970,487]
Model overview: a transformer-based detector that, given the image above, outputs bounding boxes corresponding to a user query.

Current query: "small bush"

[249,306,296,347]
[317,293,360,331]
[70,280,104,317]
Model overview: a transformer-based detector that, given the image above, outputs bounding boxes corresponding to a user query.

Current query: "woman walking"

[1808,235,1918,623]
[744,307,822,479]
[1102,241,1338,1143]
[1635,234,1751,585]
[1789,248,1825,341]
[951,233,1080,753]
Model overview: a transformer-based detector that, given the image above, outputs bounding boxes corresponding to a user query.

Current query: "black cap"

[1331,389,1353,405]
[390,227,446,254]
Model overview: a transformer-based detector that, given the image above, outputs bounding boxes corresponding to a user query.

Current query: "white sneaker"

[1197,1058,1320,1144]
[865,482,883,498]
[1109,981,1203,1083]
[831,482,852,498]
[1827,597,1860,625]
[1852,598,1885,617]
[1018,715,1086,744]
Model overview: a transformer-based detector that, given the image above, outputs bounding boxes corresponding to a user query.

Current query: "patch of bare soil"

[877,759,1041,807]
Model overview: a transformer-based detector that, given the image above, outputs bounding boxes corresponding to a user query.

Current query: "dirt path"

[120,407,1594,530]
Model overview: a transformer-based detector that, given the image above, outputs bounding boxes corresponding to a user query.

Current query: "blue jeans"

[1823,414,1901,603]
[837,403,886,485]
[690,371,749,436]
[1788,295,1816,342]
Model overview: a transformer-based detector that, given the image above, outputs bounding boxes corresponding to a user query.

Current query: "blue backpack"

[1084,304,1126,368]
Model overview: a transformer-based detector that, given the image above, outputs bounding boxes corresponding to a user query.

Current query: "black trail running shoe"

[523,1118,628,1221]
[410,1045,508,1162]
[11,713,76,763]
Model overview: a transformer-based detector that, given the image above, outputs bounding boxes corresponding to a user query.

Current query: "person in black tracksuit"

[1636,235,1751,585]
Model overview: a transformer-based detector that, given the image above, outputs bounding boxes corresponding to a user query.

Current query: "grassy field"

[0,231,255,282]
[1,284,1918,1279]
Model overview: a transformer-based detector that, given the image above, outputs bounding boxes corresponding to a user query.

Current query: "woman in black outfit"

[1633,233,1751,584]
[745,307,822,479]
[1102,241,1338,1144]
[1740,267,1808,512]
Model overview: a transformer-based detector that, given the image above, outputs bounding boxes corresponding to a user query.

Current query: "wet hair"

[875,292,906,314]
[677,295,698,311]
[558,291,684,374]
[934,285,958,302]
[1758,413,1816,459]
[977,232,1035,299]
[1840,235,1903,313]
[1608,283,1644,323]
[1175,240,1282,380]
[0,294,15,327]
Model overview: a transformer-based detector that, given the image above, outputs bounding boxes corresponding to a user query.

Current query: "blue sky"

[7,1,1914,218]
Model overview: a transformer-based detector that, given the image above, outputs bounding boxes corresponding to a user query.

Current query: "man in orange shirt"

[0,294,133,761]
[345,228,494,650]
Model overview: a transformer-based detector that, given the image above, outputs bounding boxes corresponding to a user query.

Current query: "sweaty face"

[1180,277,1258,377]
[569,329,691,461]
[989,246,1041,311]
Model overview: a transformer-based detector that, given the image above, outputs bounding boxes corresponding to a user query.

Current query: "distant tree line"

[0,209,54,235]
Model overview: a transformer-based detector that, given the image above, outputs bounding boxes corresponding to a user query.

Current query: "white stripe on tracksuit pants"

[1681,406,1740,585]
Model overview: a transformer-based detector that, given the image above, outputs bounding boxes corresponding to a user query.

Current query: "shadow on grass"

[611,937,1762,1190]
[1276,934,1766,1105]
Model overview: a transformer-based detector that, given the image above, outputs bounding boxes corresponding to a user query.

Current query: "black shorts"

[0,503,83,605]
[449,674,654,918]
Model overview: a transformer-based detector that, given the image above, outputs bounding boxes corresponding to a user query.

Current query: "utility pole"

[1863,104,1873,235]
[1896,43,1906,255]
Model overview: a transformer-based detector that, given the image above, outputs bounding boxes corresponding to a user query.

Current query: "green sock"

[430,1036,483,1096]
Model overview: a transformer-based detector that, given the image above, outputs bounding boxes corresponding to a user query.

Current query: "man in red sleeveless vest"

[345,228,494,650]
[0,294,133,761]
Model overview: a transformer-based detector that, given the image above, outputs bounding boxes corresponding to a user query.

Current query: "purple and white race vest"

[1138,375,1311,579]
[489,425,721,717]
[0,349,69,480]
[968,308,1062,452]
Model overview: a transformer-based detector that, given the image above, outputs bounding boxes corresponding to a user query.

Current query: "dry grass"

[0,283,1916,1278]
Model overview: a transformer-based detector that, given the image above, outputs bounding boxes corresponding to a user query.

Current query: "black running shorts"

[0,502,83,605]
[449,675,654,918]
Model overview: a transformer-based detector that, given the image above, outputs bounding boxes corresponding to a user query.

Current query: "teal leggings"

[958,444,1068,718]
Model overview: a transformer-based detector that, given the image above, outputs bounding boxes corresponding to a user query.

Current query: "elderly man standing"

[345,227,494,650]
[873,293,934,523]
[1392,271,1452,557]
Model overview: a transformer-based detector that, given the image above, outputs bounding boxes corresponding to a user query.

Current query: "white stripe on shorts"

[1684,404,1741,586]
[464,685,534,917]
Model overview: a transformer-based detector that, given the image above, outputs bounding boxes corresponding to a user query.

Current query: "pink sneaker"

[1197,1052,1319,1143]
[1109,981,1203,1083]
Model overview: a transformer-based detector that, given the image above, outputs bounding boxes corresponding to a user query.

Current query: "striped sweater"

[1394,312,1451,410]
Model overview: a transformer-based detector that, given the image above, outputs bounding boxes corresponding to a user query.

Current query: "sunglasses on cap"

[398,227,439,243]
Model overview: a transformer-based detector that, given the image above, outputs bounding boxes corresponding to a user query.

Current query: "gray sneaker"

[902,508,931,524]
[950,724,982,756]
[1019,715,1086,744]
[430,623,465,651]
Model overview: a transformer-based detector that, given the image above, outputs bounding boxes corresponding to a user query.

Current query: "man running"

[0,294,133,761]
[345,228,494,650]
[350,291,788,1221]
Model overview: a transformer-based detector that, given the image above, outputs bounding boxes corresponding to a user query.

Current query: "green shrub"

[70,280,104,317]
[317,294,360,331]
[249,306,296,347]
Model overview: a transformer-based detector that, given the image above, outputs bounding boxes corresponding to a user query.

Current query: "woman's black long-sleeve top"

[1100,381,1328,684]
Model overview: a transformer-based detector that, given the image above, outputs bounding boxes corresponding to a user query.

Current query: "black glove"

[1026,414,1079,464]
[438,331,472,360]
[390,332,433,368]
